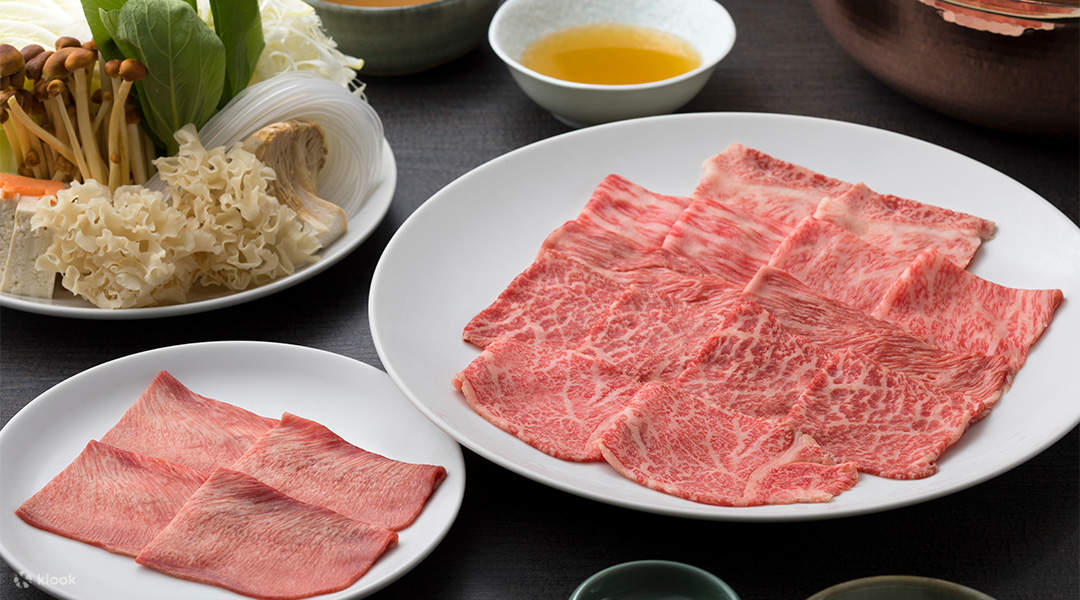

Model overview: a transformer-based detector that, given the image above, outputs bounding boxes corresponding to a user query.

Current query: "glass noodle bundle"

[148,72,383,218]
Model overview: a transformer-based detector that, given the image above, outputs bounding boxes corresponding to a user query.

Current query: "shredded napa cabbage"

[197,0,362,89]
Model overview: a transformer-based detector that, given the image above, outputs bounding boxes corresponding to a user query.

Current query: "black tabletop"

[2,2,1077,599]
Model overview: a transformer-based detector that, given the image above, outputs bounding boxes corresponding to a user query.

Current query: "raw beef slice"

[675,300,832,420]
[872,248,1063,372]
[464,174,700,349]
[136,469,396,600]
[100,371,278,475]
[462,250,628,349]
[457,275,741,461]
[744,266,1011,418]
[767,216,919,312]
[453,338,641,461]
[576,276,741,380]
[597,382,858,506]
[230,413,446,531]
[813,183,995,269]
[693,143,853,227]
[660,193,791,285]
[788,351,976,479]
[576,174,692,248]
[16,440,206,556]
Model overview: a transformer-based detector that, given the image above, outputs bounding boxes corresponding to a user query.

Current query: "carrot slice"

[0,173,65,199]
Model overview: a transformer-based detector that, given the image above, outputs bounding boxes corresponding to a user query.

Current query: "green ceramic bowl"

[570,560,740,600]
[305,0,499,75]
[808,576,996,600]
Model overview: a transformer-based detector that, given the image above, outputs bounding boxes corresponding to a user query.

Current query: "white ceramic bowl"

[488,0,736,127]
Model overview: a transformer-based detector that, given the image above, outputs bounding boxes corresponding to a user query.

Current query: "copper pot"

[811,0,1079,137]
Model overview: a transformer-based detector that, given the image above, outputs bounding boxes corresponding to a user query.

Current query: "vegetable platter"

[0,0,387,312]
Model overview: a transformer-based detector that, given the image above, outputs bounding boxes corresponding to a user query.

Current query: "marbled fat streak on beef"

[768,216,921,312]
[872,248,1063,373]
[462,251,629,349]
[660,192,790,286]
[453,338,640,461]
[456,275,741,461]
[813,183,995,269]
[597,382,859,506]
[693,143,853,227]
[788,350,977,479]
[675,300,832,420]
[744,266,1012,419]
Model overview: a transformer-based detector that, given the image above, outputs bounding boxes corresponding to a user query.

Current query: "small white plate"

[0,139,396,319]
[0,341,464,599]
[369,112,1080,521]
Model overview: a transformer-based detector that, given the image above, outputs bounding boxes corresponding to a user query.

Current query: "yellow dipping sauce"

[520,24,701,85]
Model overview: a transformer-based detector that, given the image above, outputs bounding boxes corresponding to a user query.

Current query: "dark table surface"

[2,2,1078,599]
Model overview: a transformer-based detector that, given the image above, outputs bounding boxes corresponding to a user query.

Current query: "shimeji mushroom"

[45,78,90,181]
[125,105,147,184]
[0,44,22,93]
[4,90,78,169]
[65,46,106,183]
[242,120,347,248]
[107,58,145,191]
[0,46,26,168]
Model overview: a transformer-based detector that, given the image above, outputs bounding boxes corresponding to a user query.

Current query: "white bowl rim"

[488,0,737,91]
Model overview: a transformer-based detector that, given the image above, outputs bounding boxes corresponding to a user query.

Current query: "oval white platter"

[369,112,1080,521]
[0,139,396,319]
[0,341,465,599]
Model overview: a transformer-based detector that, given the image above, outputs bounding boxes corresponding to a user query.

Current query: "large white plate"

[369,112,1080,521]
[0,341,464,599]
[0,139,396,319]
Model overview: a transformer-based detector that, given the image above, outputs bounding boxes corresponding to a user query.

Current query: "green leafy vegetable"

[81,0,127,61]
[106,0,226,154]
[209,0,264,107]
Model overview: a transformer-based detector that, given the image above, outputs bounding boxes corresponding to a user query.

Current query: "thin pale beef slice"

[100,371,278,476]
[16,440,205,557]
[453,338,640,461]
[597,382,858,506]
[462,251,628,349]
[576,174,692,248]
[676,300,833,420]
[789,350,976,479]
[693,143,852,227]
[872,248,1063,372]
[136,469,396,600]
[814,183,995,269]
[767,216,919,312]
[744,266,1011,418]
[577,275,741,380]
[661,194,791,285]
[230,413,446,531]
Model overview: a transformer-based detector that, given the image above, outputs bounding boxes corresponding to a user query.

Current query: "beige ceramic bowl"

[307,0,500,75]
[489,0,736,127]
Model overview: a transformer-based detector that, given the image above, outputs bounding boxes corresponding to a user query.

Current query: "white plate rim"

[0,139,397,320]
[0,340,465,599]
[369,111,1080,522]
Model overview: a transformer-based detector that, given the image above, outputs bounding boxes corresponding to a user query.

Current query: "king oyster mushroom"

[242,119,346,248]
